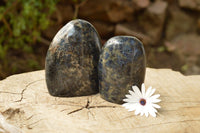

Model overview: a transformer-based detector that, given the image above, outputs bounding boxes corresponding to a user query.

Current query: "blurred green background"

[0,0,200,79]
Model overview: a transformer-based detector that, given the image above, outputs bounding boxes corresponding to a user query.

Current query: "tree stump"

[0,68,200,133]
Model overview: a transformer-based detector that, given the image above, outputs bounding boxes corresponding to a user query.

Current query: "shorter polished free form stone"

[45,19,101,97]
[98,36,146,104]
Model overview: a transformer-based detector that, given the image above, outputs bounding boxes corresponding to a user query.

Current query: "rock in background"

[42,0,200,75]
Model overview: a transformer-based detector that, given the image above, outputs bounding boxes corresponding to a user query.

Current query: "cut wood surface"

[0,68,200,133]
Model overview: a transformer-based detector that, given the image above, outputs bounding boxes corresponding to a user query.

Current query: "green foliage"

[0,0,58,59]
[157,46,166,53]
[181,64,188,72]
[27,59,40,69]
[72,0,85,3]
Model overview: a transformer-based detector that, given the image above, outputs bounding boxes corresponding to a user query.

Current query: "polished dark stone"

[98,36,146,104]
[45,19,101,97]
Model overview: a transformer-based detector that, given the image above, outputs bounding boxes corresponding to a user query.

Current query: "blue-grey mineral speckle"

[98,36,146,104]
[45,19,101,97]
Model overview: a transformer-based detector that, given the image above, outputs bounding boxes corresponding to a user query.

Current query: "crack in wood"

[67,97,118,116]
[67,107,85,115]
[85,97,96,120]
[87,108,96,120]
[89,105,117,109]
[67,98,90,115]
[26,115,34,121]
[0,91,21,95]
[14,79,44,102]
[54,103,82,107]
[26,119,44,129]
[85,98,90,109]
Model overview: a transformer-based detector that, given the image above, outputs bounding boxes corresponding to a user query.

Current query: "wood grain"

[0,68,200,133]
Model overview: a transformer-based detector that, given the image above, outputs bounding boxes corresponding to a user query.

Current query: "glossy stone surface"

[98,36,146,104]
[45,19,101,97]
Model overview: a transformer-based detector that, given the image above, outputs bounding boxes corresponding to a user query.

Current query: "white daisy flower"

[122,83,161,117]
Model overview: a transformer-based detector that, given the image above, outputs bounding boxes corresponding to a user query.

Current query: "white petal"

[135,109,140,115]
[152,104,161,109]
[128,106,137,112]
[122,103,132,108]
[123,98,130,102]
[122,103,138,111]
[151,99,161,103]
[141,83,145,97]
[145,86,152,98]
[143,104,151,117]
[151,111,156,117]
[140,111,144,116]
[130,94,140,101]
[132,86,142,97]
[123,98,137,103]
[144,109,149,117]
[149,107,157,117]
[150,94,160,99]
[149,88,156,97]
[122,103,130,108]
[134,105,141,115]
[123,95,139,103]
[129,90,135,96]
[125,94,132,98]
[128,90,140,99]
[151,106,158,113]
[140,106,146,116]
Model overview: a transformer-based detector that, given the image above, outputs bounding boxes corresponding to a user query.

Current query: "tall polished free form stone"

[45,19,101,97]
[99,36,146,104]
